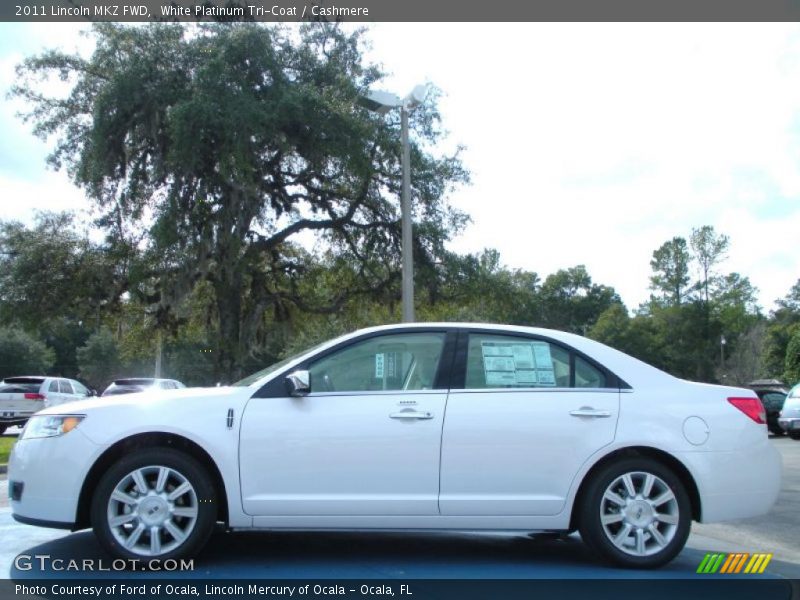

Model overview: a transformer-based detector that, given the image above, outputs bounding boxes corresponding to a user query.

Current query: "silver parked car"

[0,376,94,434]
[778,383,800,439]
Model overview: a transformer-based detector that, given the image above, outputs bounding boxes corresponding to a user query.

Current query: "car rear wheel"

[91,448,217,562]
[789,432,800,441]
[0,425,6,436]
[578,457,691,568]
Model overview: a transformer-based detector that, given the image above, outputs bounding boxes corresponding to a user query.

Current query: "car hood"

[37,386,247,416]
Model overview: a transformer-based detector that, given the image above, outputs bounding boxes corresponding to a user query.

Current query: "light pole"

[360,84,430,323]
[720,334,727,373]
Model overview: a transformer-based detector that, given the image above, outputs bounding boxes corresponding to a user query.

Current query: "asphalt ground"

[0,431,798,581]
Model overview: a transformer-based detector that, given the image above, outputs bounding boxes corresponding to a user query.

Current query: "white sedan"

[9,323,781,568]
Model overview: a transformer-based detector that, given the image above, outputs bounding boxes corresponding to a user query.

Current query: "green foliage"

[77,328,122,390]
[0,437,14,465]
[690,225,729,304]
[0,212,116,328]
[0,326,55,378]
[538,265,622,334]
[649,237,691,306]
[783,326,800,386]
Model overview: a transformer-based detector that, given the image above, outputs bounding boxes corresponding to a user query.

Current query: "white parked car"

[9,324,780,568]
[0,376,94,435]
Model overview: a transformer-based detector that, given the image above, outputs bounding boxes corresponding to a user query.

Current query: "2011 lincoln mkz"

[9,323,781,568]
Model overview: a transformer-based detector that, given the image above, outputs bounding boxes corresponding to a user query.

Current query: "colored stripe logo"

[696,553,772,574]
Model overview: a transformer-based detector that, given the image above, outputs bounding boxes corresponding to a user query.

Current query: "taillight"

[728,397,766,424]
[24,393,45,401]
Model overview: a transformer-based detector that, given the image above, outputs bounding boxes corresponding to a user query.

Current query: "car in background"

[101,378,186,397]
[0,376,94,435]
[778,384,800,440]
[9,323,781,568]
[747,379,789,436]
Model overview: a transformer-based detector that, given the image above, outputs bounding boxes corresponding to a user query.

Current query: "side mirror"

[285,370,310,397]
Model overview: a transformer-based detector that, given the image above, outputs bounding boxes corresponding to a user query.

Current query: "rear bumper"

[676,438,781,523]
[0,411,34,426]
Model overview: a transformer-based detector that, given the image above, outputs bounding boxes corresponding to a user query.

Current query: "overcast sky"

[1,23,799,312]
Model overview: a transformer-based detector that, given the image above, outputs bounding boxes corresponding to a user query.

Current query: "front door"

[239,331,450,516]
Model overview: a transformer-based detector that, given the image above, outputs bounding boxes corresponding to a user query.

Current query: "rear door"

[439,330,620,516]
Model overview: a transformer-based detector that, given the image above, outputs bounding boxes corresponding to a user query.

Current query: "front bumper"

[9,427,101,527]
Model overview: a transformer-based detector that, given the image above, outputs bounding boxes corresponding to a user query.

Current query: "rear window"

[103,386,144,396]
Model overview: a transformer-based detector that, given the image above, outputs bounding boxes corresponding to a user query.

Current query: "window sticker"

[481,340,556,387]
[375,353,385,378]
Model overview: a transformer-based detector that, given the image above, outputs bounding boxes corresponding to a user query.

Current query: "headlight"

[21,415,85,440]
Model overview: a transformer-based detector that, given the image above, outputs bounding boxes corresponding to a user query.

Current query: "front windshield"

[233,340,328,387]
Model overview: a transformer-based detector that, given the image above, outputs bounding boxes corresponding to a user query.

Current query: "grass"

[0,436,14,464]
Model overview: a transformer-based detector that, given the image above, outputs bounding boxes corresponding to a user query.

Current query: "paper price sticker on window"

[481,340,556,387]
[375,353,385,378]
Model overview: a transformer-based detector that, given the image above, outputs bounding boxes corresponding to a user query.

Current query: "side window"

[48,380,59,393]
[59,380,74,394]
[309,333,446,393]
[159,381,173,389]
[465,334,571,389]
[72,381,89,396]
[575,355,607,388]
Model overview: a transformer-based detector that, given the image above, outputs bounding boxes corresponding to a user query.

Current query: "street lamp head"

[404,84,430,109]
[358,89,402,115]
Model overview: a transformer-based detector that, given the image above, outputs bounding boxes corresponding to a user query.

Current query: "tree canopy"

[13,23,468,379]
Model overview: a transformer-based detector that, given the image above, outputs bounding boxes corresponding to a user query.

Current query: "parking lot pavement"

[1,437,798,580]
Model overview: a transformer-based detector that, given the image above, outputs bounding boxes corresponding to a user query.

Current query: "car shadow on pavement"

[9,529,791,580]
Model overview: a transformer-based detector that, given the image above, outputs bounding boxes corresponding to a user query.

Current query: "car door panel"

[239,330,452,517]
[439,330,620,516]
[240,391,447,516]
[440,389,618,515]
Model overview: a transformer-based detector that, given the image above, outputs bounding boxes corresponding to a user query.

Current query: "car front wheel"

[91,448,217,562]
[578,458,691,568]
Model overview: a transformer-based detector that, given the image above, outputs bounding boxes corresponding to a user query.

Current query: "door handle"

[569,407,612,418]
[390,410,434,420]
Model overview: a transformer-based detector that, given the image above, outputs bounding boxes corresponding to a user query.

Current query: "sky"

[1,22,799,312]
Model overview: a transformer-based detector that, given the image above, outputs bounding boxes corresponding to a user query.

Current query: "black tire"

[0,425,6,436]
[91,448,217,563]
[578,457,692,569]
[789,432,800,441]
[769,424,786,436]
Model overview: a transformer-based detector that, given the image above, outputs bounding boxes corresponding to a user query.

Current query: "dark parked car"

[748,379,789,436]
[101,378,185,397]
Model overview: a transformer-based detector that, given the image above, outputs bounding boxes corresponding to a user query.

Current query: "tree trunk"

[214,273,243,383]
